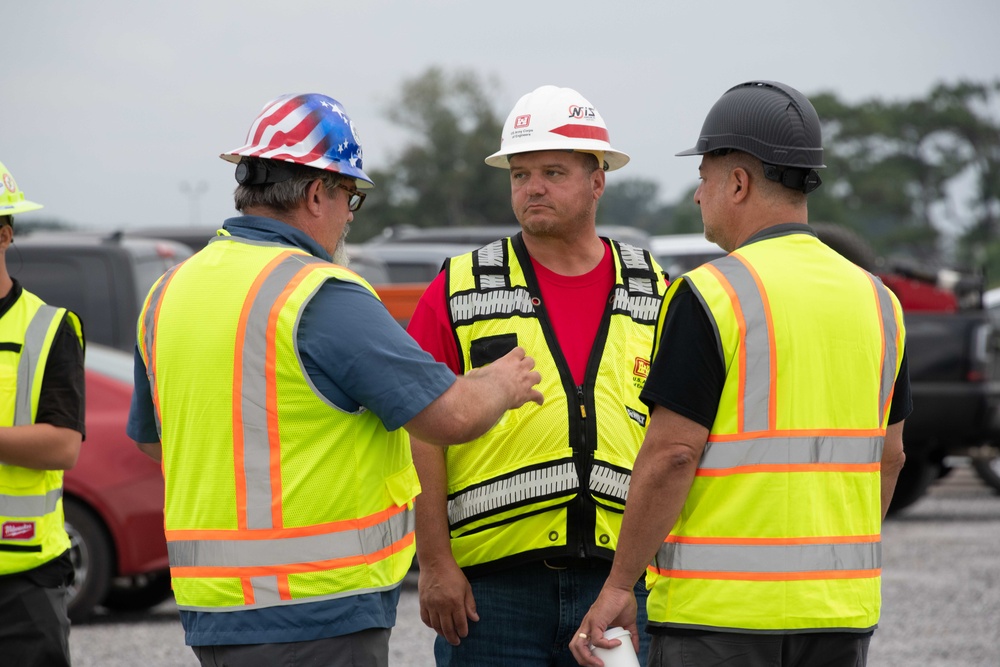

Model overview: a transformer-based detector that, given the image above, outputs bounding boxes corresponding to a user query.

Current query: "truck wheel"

[811,223,878,272]
[888,456,939,514]
[102,571,173,612]
[970,450,1000,493]
[64,499,114,623]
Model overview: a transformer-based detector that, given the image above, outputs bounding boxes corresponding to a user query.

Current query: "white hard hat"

[485,85,630,171]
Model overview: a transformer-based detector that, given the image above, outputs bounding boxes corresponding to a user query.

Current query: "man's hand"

[570,583,638,666]
[467,346,544,409]
[418,556,479,646]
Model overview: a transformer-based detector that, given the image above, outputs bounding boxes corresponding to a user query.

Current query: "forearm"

[880,421,906,519]
[606,407,706,591]
[405,347,542,446]
[136,441,162,463]
[411,437,457,566]
[0,424,81,470]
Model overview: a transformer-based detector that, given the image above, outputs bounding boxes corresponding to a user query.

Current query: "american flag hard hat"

[221,93,374,188]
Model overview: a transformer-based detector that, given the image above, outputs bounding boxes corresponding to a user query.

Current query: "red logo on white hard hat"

[2,173,15,194]
[515,114,531,128]
[2,521,36,540]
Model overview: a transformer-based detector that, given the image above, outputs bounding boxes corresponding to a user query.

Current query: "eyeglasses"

[333,181,366,212]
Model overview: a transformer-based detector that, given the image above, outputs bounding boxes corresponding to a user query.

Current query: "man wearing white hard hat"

[0,160,85,667]
[407,85,666,665]
[127,93,543,667]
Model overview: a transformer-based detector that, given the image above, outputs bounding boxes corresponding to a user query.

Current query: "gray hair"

[233,158,346,213]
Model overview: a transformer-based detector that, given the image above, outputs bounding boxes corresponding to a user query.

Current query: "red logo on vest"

[2,521,36,540]
[633,357,650,378]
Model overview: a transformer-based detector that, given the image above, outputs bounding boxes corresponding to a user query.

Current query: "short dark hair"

[0,215,12,229]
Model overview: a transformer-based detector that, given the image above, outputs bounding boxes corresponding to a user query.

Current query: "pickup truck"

[654,224,1000,513]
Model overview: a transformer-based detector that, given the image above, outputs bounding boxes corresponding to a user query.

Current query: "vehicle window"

[9,249,123,350]
[132,256,177,309]
[85,345,135,384]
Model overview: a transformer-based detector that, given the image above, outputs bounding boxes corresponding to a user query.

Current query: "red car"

[62,343,170,622]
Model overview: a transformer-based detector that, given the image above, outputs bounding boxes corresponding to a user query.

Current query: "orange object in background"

[375,283,430,326]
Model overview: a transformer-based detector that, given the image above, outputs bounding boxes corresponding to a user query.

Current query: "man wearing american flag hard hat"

[127,94,544,667]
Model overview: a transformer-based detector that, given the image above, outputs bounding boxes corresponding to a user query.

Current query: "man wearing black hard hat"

[572,81,912,667]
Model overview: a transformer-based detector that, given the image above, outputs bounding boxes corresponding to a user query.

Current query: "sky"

[5,0,999,233]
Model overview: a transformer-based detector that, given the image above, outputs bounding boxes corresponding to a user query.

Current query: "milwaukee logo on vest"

[2,521,36,540]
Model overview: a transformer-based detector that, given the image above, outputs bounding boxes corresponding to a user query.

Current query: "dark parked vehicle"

[8,231,192,352]
[652,225,1000,512]
[65,344,170,622]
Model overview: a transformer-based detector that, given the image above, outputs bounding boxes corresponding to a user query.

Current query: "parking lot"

[70,461,1000,667]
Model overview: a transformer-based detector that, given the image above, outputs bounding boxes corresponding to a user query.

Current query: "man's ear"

[730,167,750,203]
[304,179,326,217]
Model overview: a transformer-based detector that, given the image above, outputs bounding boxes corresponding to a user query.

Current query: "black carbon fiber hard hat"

[676,81,825,169]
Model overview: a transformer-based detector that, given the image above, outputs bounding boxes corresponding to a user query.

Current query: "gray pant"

[649,630,872,667]
[192,628,391,667]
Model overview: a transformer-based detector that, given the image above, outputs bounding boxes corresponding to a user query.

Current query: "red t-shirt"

[407,242,615,386]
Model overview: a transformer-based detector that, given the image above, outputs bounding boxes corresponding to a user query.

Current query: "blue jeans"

[434,560,650,667]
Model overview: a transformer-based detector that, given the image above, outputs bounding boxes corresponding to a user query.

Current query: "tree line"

[358,68,1000,282]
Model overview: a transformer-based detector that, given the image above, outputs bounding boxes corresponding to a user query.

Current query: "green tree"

[808,80,1000,267]
[354,68,515,241]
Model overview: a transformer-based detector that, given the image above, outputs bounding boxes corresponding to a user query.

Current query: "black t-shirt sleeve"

[35,316,86,438]
[888,348,912,425]
[639,281,913,429]
[640,282,724,429]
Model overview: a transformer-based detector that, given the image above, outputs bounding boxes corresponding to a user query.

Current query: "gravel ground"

[71,463,1000,666]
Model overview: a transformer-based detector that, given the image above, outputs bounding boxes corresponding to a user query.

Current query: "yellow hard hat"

[0,160,43,216]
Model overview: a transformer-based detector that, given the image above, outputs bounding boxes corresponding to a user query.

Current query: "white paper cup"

[589,626,640,667]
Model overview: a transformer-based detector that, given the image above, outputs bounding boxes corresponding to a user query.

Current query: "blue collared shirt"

[126,215,454,645]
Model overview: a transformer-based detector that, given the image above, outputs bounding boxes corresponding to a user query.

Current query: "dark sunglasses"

[333,181,366,212]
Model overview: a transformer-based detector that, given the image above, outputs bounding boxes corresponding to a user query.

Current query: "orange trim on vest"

[648,567,881,582]
[164,502,412,541]
[664,534,881,546]
[697,462,881,477]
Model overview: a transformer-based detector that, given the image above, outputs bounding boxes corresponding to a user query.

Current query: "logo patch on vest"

[632,357,650,389]
[625,406,647,427]
[2,521,36,540]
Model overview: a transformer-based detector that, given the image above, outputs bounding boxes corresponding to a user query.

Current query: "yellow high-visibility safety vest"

[646,230,905,633]
[444,235,666,572]
[0,289,83,575]
[139,236,420,612]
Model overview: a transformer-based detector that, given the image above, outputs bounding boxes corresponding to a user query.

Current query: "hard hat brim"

[0,200,43,216]
[485,145,630,171]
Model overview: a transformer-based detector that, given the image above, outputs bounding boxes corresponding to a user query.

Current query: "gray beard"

[332,224,350,266]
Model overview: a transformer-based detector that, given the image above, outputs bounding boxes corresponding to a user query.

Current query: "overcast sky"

[6,0,999,233]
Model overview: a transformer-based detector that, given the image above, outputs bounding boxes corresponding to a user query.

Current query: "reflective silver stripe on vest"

[656,539,880,575]
[610,288,661,324]
[700,434,881,470]
[450,287,536,324]
[140,264,182,439]
[707,255,772,432]
[239,255,328,530]
[589,463,631,504]
[14,305,63,426]
[609,243,661,324]
[167,504,415,568]
[448,461,579,527]
[476,241,508,290]
[0,487,63,517]
[872,279,900,424]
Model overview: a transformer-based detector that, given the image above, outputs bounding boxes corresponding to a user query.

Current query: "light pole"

[179,180,209,226]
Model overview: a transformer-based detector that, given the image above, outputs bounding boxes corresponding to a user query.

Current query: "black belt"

[542,557,612,571]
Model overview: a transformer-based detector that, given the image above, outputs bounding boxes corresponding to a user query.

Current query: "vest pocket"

[470,334,518,368]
